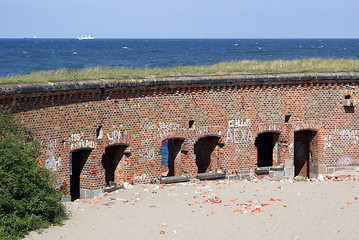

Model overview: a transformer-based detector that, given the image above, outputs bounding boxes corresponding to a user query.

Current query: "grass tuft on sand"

[1,58,359,84]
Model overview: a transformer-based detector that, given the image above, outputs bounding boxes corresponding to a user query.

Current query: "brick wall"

[1,73,358,197]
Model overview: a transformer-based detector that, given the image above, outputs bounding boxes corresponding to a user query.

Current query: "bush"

[0,108,67,239]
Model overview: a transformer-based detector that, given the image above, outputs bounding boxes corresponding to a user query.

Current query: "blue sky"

[1,0,358,38]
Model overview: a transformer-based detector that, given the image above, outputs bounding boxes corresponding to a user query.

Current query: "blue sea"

[0,38,359,77]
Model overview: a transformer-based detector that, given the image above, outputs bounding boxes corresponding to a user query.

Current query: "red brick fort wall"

[0,72,358,197]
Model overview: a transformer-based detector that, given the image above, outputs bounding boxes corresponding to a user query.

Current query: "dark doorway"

[70,150,91,201]
[294,130,317,177]
[159,139,184,177]
[101,145,127,186]
[194,136,220,173]
[255,132,280,167]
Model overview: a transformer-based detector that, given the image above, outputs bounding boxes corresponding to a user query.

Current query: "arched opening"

[255,132,280,167]
[294,130,317,177]
[194,136,220,173]
[70,149,91,201]
[101,145,127,186]
[159,139,184,177]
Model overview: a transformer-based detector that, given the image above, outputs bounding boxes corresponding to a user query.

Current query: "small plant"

[0,108,67,239]
[293,175,307,182]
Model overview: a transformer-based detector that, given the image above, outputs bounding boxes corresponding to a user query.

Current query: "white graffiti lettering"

[45,140,61,171]
[107,130,123,145]
[133,173,149,182]
[228,118,251,127]
[323,134,333,149]
[140,122,181,144]
[334,128,359,144]
[68,133,84,142]
[138,148,156,162]
[70,140,97,150]
[323,128,359,149]
[158,122,180,139]
[225,128,254,144]
[68,132,97,150]
[139,124,157,145]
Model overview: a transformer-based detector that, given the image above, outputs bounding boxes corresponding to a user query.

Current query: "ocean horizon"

[1,38,359,77]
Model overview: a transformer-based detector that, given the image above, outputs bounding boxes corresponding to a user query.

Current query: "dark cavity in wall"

[70,150,91,201]
[194,136,220,173]
[344,95,355,113]
[101,145,127,186]
[344,107,355,113]
[159,139,184,177]
[96,126,103,139]
[255,132,280,167]
[285,115,291,123]
[294,130,317,177]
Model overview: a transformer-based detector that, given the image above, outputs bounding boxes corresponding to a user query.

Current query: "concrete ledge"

[160,176,190,184]
[269,169,285,179]
[226,173,253,180]
[284,167,294,180]
[196,172,226,180]
[255,167,270,175]
[80,189,102,199]
[270,166,284,171]
[326,166,359,176]
[61,195,72,202]
[1,72,359,95]
[104,186,121,193]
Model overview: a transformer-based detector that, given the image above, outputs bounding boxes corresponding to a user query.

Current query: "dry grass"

[1,58,359,84]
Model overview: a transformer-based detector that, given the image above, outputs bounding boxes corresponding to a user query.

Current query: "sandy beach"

[25,177,359,240]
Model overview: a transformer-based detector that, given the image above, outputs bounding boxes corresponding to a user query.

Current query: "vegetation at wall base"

[0,58,358,84]
[0,108,67,239]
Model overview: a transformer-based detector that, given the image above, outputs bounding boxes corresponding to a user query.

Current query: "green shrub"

[0,108,67,239]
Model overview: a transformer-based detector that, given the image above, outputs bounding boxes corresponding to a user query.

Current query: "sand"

[25,177,359,240]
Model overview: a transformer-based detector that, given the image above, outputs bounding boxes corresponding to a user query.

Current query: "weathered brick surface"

[0,73,358,196]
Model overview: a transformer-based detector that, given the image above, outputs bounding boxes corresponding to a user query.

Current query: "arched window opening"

[102,145,127,186]
[70,150,91,201]
[255,132,280,167]
[294,130,317,177]
[194,136,220,174]
[159,139,184,177]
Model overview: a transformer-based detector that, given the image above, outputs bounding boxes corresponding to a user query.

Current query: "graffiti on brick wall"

[138,148,156,162]
[140,122,181,144]
[225,118,254,155]
[228,119,251,128]
[197,126,223,137]
[138,121,181,162]
[158,122,180,139]
[323,134,334,149]
[45,140,61,171]
[225,118,254,144]
[139,124,157,145]
[323,128,359,149]
[133,173,150,182]
[107,130,127,145]
[225,128,254,144]
[68,132,97,150]
[138,124,157,162]
[334,129,359,144]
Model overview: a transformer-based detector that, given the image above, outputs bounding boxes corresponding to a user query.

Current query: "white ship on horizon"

[77,35,94,40]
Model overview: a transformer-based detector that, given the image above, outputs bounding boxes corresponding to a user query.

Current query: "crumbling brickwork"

[1,72,358,198]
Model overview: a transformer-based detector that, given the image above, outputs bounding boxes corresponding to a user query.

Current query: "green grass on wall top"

[1,58,359,84]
